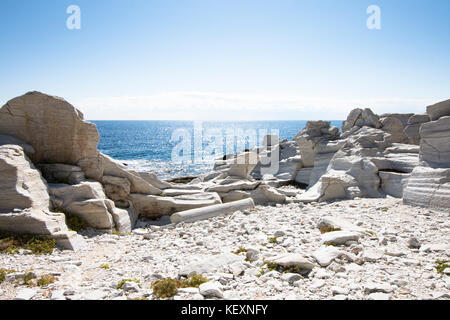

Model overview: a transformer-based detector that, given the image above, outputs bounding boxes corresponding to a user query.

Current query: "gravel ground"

[1,197,449,300]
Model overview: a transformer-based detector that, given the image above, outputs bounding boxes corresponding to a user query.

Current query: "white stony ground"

[1,197,449,300]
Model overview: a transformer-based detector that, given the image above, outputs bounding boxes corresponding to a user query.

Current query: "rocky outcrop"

[130,192,222,218]
[37,164,85,185]
[0,144,83,250]
[403,114,430,145]
[342,108,382,133]
[426,99,450,121]
[0,92,99,166]
[419,116,450,168]
[380,114,412,144]
[403,108,450,210]
[48,181,135,233]
[403,167,450,211]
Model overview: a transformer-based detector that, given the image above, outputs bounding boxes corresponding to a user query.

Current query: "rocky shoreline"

[0,91,449,300]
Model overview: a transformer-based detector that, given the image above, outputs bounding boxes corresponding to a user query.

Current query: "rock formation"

[0,91,448,252]
[403,104,450,211]
[0,143,83,250]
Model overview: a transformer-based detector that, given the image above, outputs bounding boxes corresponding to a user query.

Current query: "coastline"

[0,91,449,301]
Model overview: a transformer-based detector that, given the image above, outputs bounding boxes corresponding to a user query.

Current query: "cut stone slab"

[426,99,450,121]
[320,231,360,245]
[179,253,243,277]
[312,246,342,267]
[317,216,366,234]
[170,198,255,224]
[0,91,99,165]
[267,253,316,273]
[14,288,38,300]
[131,192,222,219]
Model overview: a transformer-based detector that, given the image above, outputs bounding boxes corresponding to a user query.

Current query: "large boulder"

[419,116,450,168]
[0,144,83,250]
[403,114,430,145]
[403,167,450,211]
[426,99,450,121]
[403,114,450,211]
[342,108,382,132]
[130,192,222,218]
[380,116,409,143]
[48,181,135,233]
[0,92,99,165]
[299,127,393,202]
[294,121,338,167]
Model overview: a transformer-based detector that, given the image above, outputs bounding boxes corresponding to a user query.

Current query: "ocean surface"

[92,121,343,180]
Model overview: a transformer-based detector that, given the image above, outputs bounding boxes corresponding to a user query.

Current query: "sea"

[92,120,343,180]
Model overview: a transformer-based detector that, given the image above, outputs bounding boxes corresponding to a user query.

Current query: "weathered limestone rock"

[342,108,382,132]
[48,182,114,231]
[227,151,259,179]
[101,154,162,195]
[294,121,338,167]
[0,135,35,156]
[379,171,410,198]
[312,246,343,267]
[179,253,243,277]
[426,99,450,121]
[320,231,360,245]
[48,181,135,233]
[138,172,173,190]
[404,114,430,145]
[170,198,255,224]
[249,184,287,204]
[298,170,360,202]
[403,167,450,211]
[0,144,83,250]
[295,167,313,185]
[130,192,222,218]
[318,216,366,234]
[380,116,409,143]
[419,116,450,168]
[205,180,259,193]
[266,254,315,274]
[0,145,50,211]
[0,91,99,165]
[37,164,85,185]
[102,175,131,201]
[251,139,302,185]
[308,139,346,186]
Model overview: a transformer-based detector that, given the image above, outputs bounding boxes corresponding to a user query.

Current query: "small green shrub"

[64,213,86,232]
[319,226,342,234]
[23,272,37,286]
[37,274,57,287]
[117,278,140,290]
[100,264,112,269]
[232,247,248,255]
[436,260,450,274]
[0,232,55,255]
[151,275,209,299]
[268,237,278,244]
[264,262,303,274]
[0,268,16,283]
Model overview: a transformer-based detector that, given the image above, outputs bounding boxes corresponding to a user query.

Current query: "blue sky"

[0,0,449,120]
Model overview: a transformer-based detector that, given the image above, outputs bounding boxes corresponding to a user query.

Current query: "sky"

[0,0,449,120]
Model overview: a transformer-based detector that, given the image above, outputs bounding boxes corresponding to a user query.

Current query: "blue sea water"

[92,120,343,179]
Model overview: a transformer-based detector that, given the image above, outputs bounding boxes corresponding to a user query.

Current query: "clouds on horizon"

[75,91,438,121]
